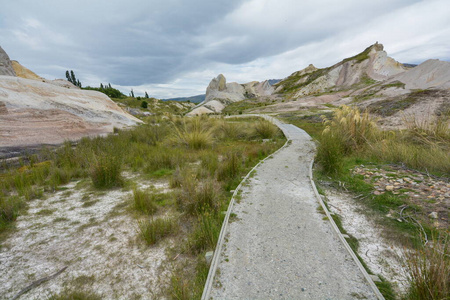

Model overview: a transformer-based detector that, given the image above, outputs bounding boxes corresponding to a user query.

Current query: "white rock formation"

[189,74,274,115]
[0,76,142,147]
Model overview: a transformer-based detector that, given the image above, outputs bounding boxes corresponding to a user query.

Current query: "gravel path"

[205,117,380,299]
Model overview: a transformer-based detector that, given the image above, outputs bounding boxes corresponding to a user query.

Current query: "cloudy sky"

[1,0,449,98]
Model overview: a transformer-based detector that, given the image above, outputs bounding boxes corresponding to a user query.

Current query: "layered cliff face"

[0,47,141,148]
[188,74,274,115]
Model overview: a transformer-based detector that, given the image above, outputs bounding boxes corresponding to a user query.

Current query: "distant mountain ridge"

[162,94,205,103]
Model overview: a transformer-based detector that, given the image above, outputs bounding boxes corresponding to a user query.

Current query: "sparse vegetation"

[0,115,285,298]
[313,104,449,298]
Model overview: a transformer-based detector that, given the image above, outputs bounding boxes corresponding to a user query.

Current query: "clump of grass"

[217,151,242,182]
[169,273,191,300]
[316,132,346,176]
[403,113,450,145]
[215,120,246,140]
[403,236,449,300]
[138,217,178,245]
[89,154,123,189]
[317,105,379,176]
[172,117,213,149]
[144,147,184,173]
[132,189,157,214]
[176,178,222,216]
[322,105,379,153]
[188,212,222,254]
[0,196,25,226]
[253,120,278,139]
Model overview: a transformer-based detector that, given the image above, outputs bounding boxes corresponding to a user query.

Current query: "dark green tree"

[100,83,104,89]
[65,70,70,82]
[130,89,135,98]
[141,101,148,108]
[70,70,76,84]
[144,91,149,98]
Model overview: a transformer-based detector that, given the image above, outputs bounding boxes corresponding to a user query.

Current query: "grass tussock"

[215,120,246,140]
[132,189,157,214]
[253,119,278,139]
[171,117,214,149]
[89,154,123,189]
[188,212,223,254]
[176,177,222,216]
[403,236,449,300]
[138,217,178,245]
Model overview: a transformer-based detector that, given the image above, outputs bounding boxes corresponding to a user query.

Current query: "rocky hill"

[0,46,141,150]
[188,74,274,115]
[201,43,449,129]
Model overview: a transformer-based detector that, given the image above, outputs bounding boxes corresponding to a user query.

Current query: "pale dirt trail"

[206,118,379,299]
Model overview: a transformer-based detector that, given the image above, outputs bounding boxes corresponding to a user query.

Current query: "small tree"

[130,89,135,98]
[145,91,149,98]
[141,101,148,109]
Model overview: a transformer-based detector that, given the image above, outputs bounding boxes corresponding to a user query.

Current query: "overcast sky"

[1,0,449,98]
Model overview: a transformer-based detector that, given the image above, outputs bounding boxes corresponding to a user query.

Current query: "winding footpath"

[203,116,382,299]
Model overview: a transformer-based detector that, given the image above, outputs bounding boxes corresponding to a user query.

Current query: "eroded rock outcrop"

[275,43,408,98]
[0,46,16,76]
[189,74,275,115]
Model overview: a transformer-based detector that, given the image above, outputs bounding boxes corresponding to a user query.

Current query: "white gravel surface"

[208,120,378,299]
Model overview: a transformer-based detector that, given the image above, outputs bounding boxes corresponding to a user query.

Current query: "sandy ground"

[208,121,377,299]
[0,179,172,300]
[326,190,408,294]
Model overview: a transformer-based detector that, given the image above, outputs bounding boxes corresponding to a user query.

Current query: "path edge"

[201,116,290,300]
[308,153,385,300]
[202,115,385,300]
